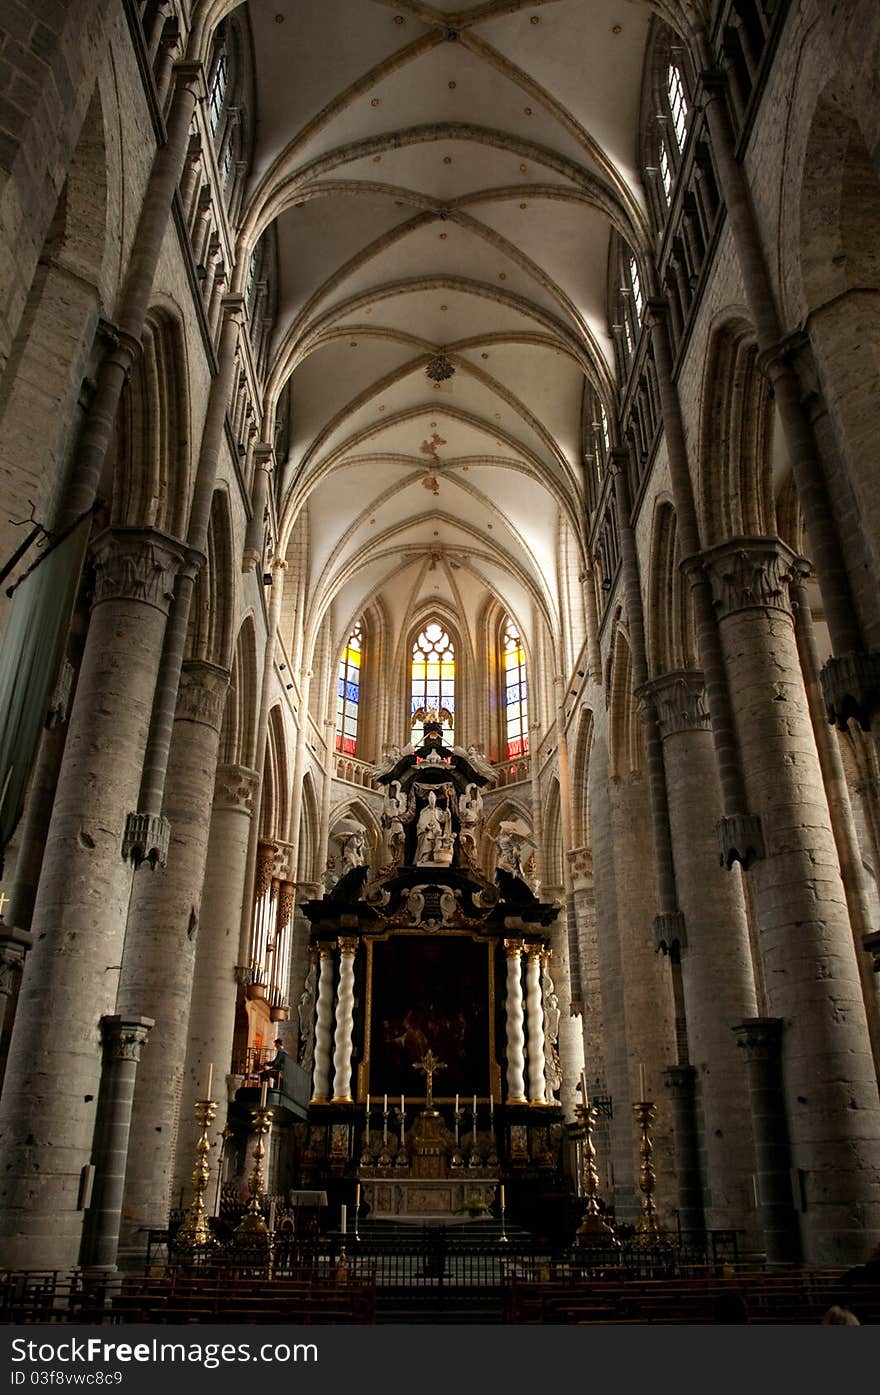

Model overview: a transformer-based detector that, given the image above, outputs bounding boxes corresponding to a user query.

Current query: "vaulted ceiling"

[242,0,654,663]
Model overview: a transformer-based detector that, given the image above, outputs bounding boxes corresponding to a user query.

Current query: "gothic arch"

[607,625,643,782]
[646,498,696,677]
[186,489,235,668]
[220,615,258,768]
[570,706,594,852]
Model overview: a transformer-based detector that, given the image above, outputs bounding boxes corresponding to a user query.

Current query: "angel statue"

[340,827,366,874]
[451,742,497,785]
[458,782,483,862]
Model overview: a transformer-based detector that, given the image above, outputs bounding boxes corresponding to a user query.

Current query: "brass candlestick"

[450,1106,463,1168]
[575,1102,616,1246]
[175,1098,219,1250]
[233,1102,273,1240]
[395,1107,408,1167]
[633,1100,663,1238]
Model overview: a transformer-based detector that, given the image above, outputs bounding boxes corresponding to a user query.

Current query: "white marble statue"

[415,791,453,865]
[340,827,366,874]
[382,779,408,864]
[458,782,483,862]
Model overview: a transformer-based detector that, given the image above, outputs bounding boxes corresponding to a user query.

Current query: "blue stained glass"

[345,679,359,705]
[506,681,524,704]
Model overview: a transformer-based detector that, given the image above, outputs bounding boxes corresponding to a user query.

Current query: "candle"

[500,1184,505,1211]
[401,1094,405,1116]
[204,1061,213,1101]
[490,1096,494,1120]
[472,1093,477,1120]
[355,1183,361,1209]
[340,1203,347,1234]
[639,1063,647,1101]
[455,1093,459,1113]
[383,1093,388,1114]
[260,1078,268,1108]
[366,1092,370,1116]
[580,1069,588,1106]
[268,1200,276,1232]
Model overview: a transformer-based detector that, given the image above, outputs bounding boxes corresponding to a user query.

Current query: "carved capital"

[820,650,880,732]
[171,58,206,101]
[101,1013,154,1064]
[176,660,230,731]
[653,910,687,955]
[122,812,171,869]
[567,846,593,886]
[504,939,524,959]
[640,670,710,739]
[338,937,359,955]
[732,1016,784,1062]
[213,764,260,813]
[716,812,765,870]
[700,537,805,622]
[90,529,183,613]
[0,936,29,997]
[663,1063,697,1098]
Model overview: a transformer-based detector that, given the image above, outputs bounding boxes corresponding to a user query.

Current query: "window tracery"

[336,621,363,756]
[412,623,455,743]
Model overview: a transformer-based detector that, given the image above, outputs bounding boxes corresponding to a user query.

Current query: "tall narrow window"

[336,621,362,756]
[659,139,672,201]
[503,621,528,759]
[667,63,688,150]
[209,49,228,133]
[629,256,644,323]
[412,622,455,743]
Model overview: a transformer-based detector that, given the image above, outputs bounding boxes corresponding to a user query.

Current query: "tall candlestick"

[455,1093,459,1113]
[500,1183,505,1210]
[490,1095,494,1120]
[268,1200,276,1232]
[355,1183,361,1209]
[340,1203,347,1234]
[472,1093,477,1119]
[383,1093,388,1113]
[260,1078,268,1108]
[401,1094,405,1116]
[204,1061,213,1101]
[639,1063,647,1101]
[366,1092,370,1116]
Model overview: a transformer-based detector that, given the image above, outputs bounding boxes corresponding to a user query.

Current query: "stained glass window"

[336,621,362,756]
[503,621,529,759]
[412,622,455,744]
[659,140,672,201]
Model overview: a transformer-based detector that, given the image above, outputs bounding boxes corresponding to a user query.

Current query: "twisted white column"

[331,937,357,1103]
[310,945,335,1103]
[526,948,547,1105]
[504,940,527,1104]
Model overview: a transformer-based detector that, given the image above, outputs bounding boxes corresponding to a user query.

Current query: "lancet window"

[336,621,363,756]
[503,621,529,759]
[412,623,455,743]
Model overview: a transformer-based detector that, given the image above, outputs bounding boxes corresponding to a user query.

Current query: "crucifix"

[0,891,9,917]
[414,1049,446,1111]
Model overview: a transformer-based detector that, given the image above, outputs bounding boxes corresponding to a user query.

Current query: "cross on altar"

[414,1049,446,1110]
[0,891,8,917]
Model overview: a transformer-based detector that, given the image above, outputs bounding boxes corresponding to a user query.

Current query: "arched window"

[208,45,228,134]
[412,622,455,743]
[503,621,528,759]
[336,621,362,756]
[614,243,646,375]
[584,385,613,512]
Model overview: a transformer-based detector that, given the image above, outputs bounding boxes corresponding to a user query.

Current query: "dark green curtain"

[0,519,89,873]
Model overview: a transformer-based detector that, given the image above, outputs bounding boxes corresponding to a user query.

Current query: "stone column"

[504,940,527,1104]
[0,528,181,1269]
[79,1015,154,1270]
[310,945,335,1104]
[242,444,273,570]
[644,669,760,1242]
[116,659,229,1257]
[525,947,547,1106]
[172,762,260,1203]
[663,1065,705,1244]
[733,1019,800,1264]
[331,938,357,1104]
[702,538,880,1262]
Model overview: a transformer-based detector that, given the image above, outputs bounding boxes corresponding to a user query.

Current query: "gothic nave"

[0,0,880,1321]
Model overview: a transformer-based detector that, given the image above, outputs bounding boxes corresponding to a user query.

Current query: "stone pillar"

[310,945,335,1104]
[645,669,760,1242]
[525,947,547,1106]
[79,1015,153,1271]
[172,762,260,1203]
[331,938,357,1104]
[663,1065,705,1244]
[0,927,32,1088]
[702,538,880,1262]
[733,1019,800,1264]
[504,940,527,1104]
[0,528,181,1269]
[242,444,273,570]
[116,659,229,1257]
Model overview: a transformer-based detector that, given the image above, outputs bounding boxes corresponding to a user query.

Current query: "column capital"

[252,441,275,468]
[663,1063,697,1097]
[715,811,765,870]
[653,910,687,955]
[176,660,230,731]
[90,528,185,613]
[220,292,247,323]
[504,938,524,957]
[820,650,880,733]
[732,1016,784,1060]
[698,537,807,622]
[170,59,206,101]
[213,764,260,814]
[338,936,359,955]
[862,931,880,973]
[638,669,710,739]
[101,1014,155,1064]
[0,927,33,997]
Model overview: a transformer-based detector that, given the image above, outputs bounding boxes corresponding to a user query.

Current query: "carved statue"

[382,780,410,864]
[298,960,318,1075]
[415,791,452,865]
[495,824,525,878]
[341,827,366,874]
[372,742,415,778]
[542,961,563,1096]
[458,782,483,863]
